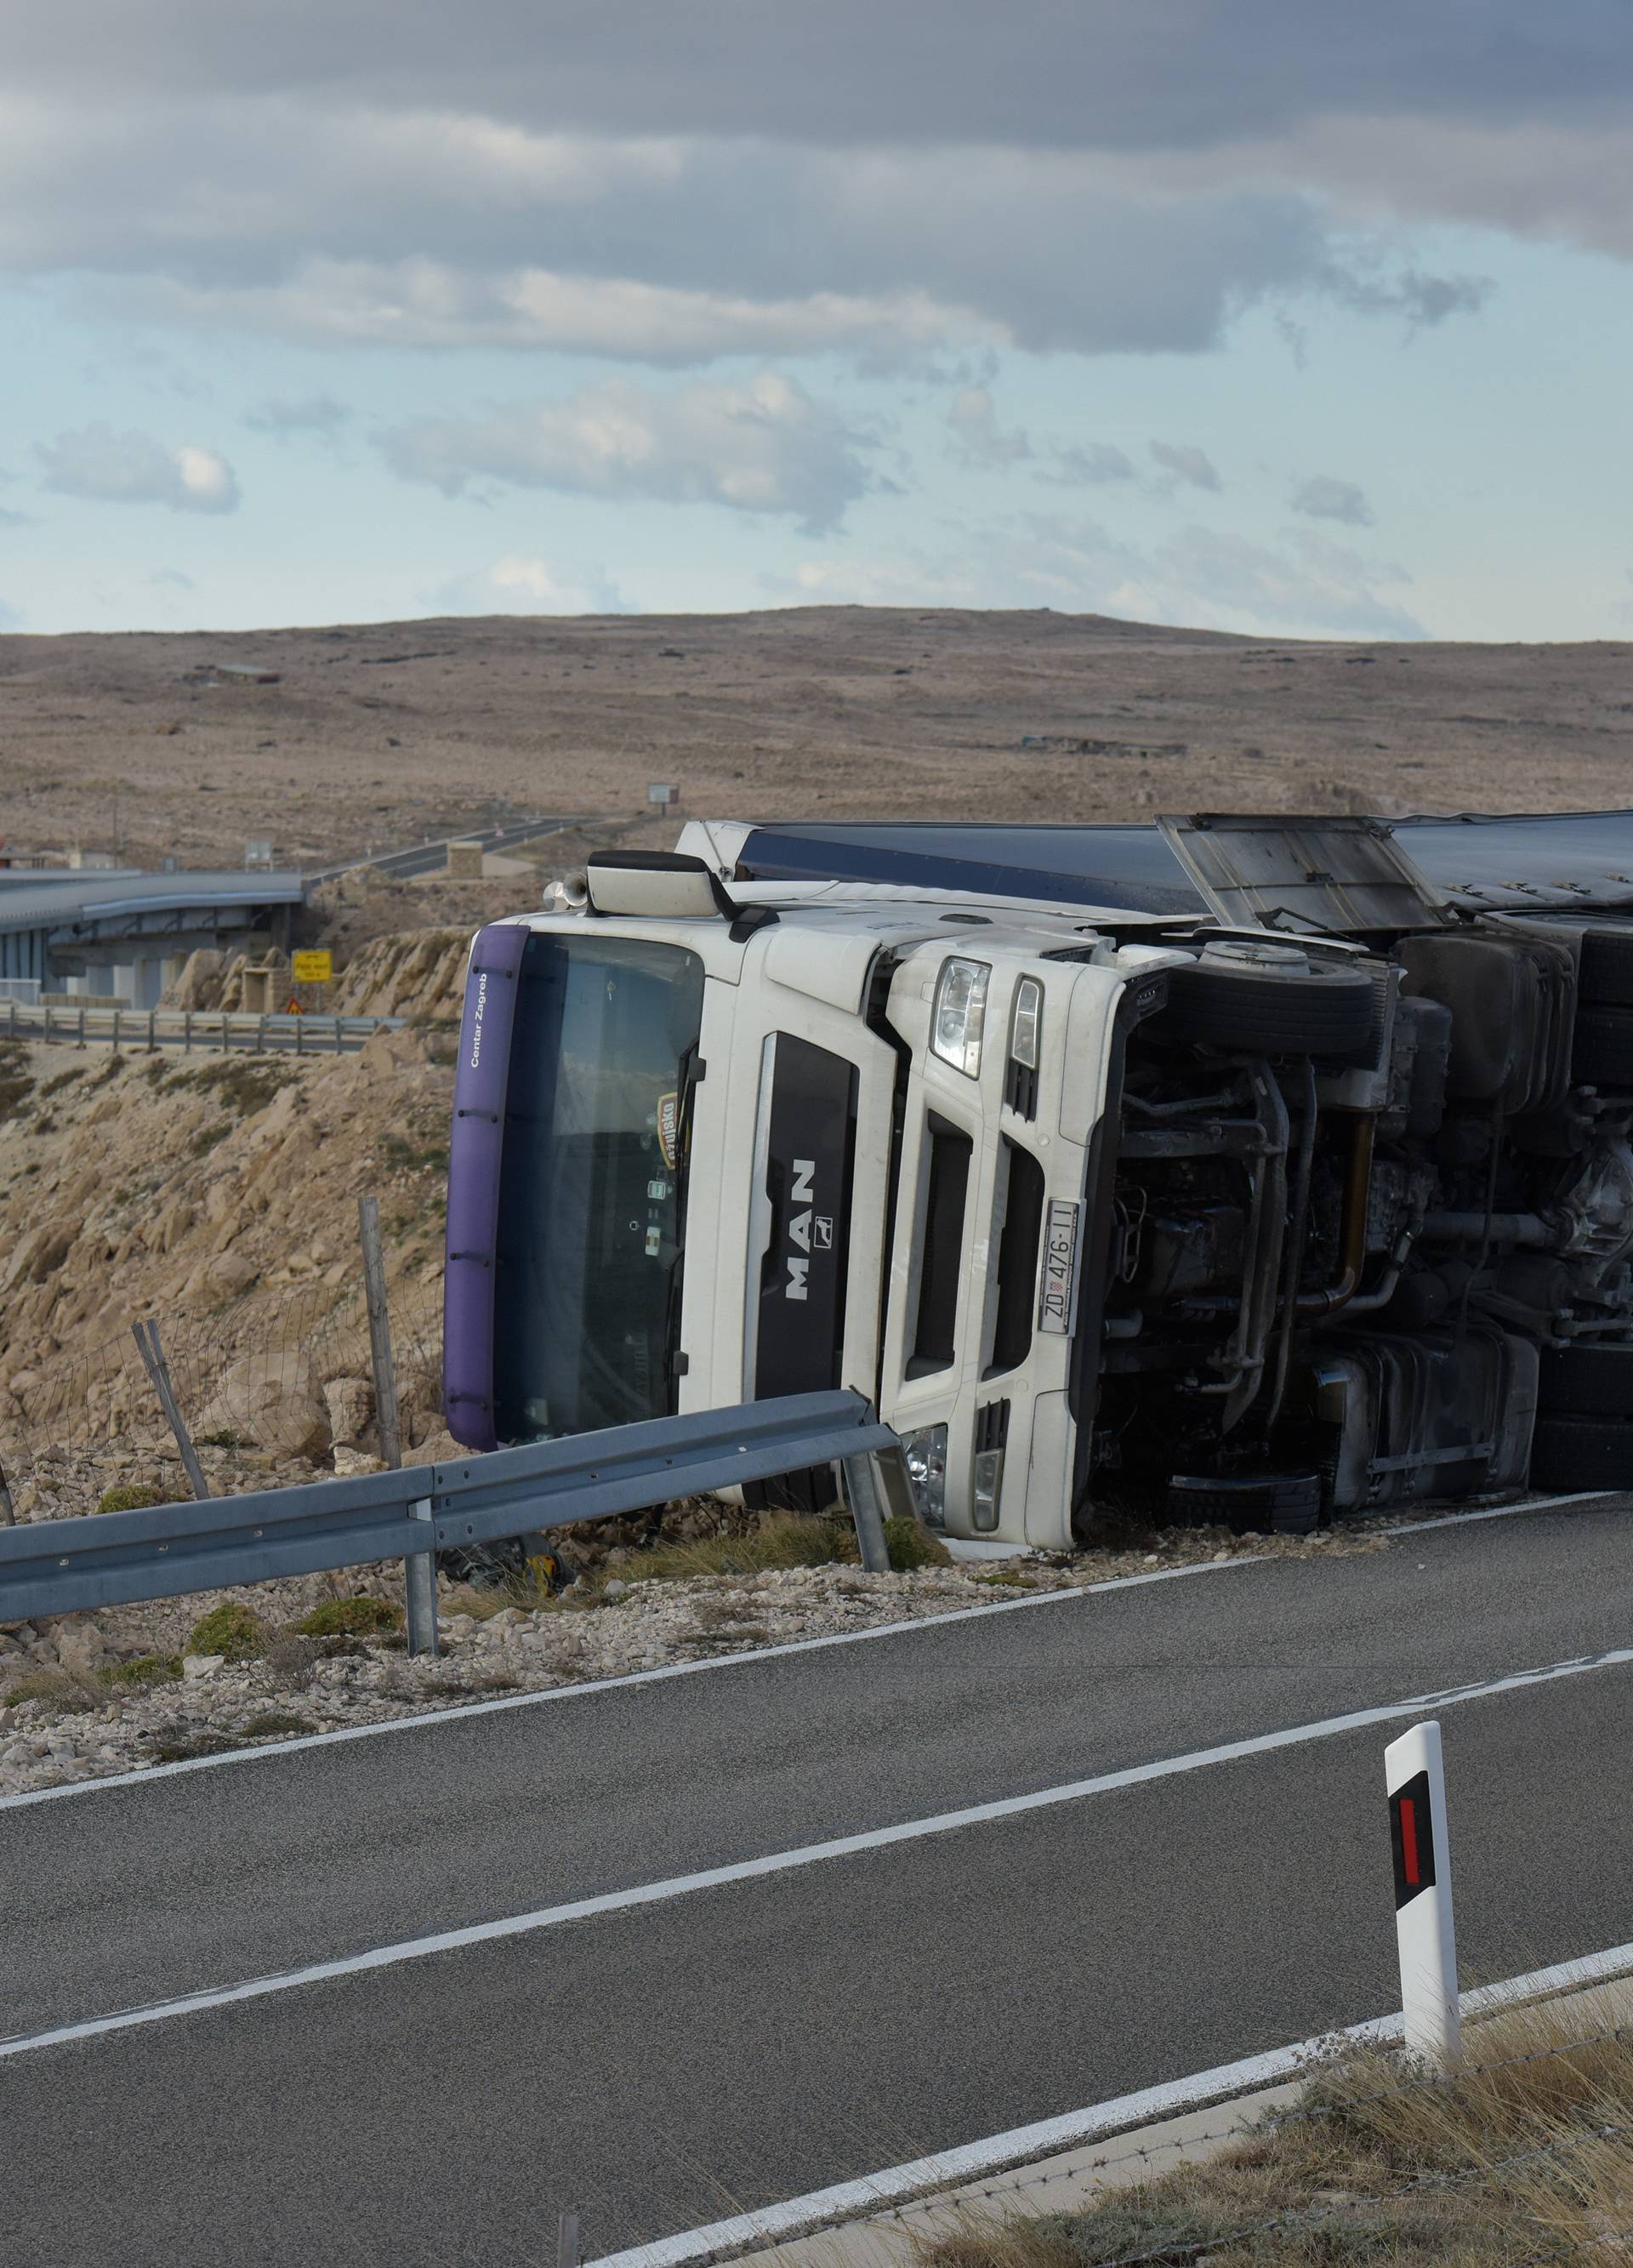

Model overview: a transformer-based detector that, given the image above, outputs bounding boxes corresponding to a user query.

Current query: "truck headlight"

[900,1423,948,1526]
[931,959,990,1078]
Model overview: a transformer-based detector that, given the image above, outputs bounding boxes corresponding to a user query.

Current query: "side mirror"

[583,850,738,921]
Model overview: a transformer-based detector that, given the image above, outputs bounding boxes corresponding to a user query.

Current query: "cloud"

[148,567,195,589]
[7,4,1630,157]
[0,505,36,527]
[34,424,241,513]
[381,370,878,533]
[1043,443,1136,487]
[245,391,351,436]
[434,555,630,615]
[946,389,1032,470]
[1292,475,1373,527]
[0,597,20,630]
[1149,440,1221,491]
[0,92,1495,369]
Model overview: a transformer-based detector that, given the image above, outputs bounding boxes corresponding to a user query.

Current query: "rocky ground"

[0,1520,1383,1798]
[0,1018,457,1477]
[4,607,1633,876]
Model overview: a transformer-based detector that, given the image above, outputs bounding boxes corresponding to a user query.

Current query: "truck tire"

[1572,1005,1633,1090]
[1578,927,1633,1007]
[1157,960,1376,1061]
[1165,1471,1323,1536]
[1528,1416,1633,1492]
[1538,1343,1633,1421]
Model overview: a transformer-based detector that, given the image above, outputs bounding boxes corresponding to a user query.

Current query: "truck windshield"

[492,932,705,1443]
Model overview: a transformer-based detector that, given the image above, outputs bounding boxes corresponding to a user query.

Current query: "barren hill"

[3,607,1631,872]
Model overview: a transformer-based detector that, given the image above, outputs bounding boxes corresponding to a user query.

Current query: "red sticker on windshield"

[657,1091,680,1169]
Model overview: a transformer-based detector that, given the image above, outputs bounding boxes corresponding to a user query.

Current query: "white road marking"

[0,1555,1261,1813]
[3,1639,1630,2063]
[0,1483,1612,1816]
[587,1940,1633,2268]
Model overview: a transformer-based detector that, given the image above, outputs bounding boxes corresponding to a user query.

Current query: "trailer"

[443,809,1633,1546]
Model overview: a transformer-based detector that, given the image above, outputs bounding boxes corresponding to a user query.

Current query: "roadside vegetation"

[441,1507,953,1621]
[915,1996,1633,2267]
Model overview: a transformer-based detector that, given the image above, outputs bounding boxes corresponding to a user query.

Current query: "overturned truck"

[444,809,1633,1546]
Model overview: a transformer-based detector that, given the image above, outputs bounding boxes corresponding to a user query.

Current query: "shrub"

[883,1514,953,1571]
[294,1596,402,1638]
[95,1482,174,1516]
[102,1653,182,1687]
[186,1600,267,1661]
[240,1710,314,1738]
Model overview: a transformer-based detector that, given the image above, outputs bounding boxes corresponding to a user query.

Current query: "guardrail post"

[147,1007,157,1053]
[184,1011,193,1055]
[1385,1719,1462,2070]
[333,1013,343,1054]
[111,1007,121,1052]
[220,1011,230,1054]
[841,1450,892,1574]
[256,1014,267,1054]
[296,1014,304,1057]
[405,1498,440,1656]
[77,1006,86,1050]
[6,1000,14,1040]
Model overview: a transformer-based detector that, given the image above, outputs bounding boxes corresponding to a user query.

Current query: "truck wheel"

[1578,928,1633,1007]
[1165,1471,1323,1535]
[1528,1416,1633,1492]
[1572,1005,1633,1090]
[1538,1343,1633,1420]
[1157,954,1376,1061]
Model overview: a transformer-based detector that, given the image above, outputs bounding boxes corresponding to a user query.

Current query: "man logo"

[786,1158,817,1300]
[814,1217,834,1250]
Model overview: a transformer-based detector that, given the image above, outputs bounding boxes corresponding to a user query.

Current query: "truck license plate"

[1038,1200,1081,1334]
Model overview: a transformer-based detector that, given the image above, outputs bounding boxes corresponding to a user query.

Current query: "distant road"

[1,1496,1629,2265]
[306,812,589,885]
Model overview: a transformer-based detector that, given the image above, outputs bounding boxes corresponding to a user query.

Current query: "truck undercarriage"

[1077,880,1633,1532]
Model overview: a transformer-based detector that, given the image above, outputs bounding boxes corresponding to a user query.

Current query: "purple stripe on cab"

[442,922,528,1451]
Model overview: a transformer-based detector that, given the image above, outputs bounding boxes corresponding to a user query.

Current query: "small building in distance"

[0,867,306,1007]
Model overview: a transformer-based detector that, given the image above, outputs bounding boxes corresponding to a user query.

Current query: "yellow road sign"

[292,949,333,984]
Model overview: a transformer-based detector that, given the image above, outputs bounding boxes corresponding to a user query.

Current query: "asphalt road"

[2,1496,1630,2266]
[305,813,582,884]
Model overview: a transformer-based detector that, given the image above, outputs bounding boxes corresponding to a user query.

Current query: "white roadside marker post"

[1385,1718,1462,2070]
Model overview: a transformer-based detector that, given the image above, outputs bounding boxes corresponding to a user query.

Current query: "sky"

[2,3,1631,641]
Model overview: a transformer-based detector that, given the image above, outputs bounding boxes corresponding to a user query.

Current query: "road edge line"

[588,1940,1633,2268]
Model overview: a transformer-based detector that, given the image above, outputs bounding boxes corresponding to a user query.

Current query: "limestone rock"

[55,1623,110,1675]
[3,1223,74,1291]
[196,1354,333,1459]
[323,1376,373,1446]
[204,1250,259,1299]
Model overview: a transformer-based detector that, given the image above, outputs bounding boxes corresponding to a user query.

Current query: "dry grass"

[912,1994,1633,2267]
[441,1511,859,1621]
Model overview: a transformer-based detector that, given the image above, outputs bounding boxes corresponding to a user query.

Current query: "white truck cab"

[445,813,1633,1542]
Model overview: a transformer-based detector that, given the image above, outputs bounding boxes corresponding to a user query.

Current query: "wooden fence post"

[358,1194,402,1468]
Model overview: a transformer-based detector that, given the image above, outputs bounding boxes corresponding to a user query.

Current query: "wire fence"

[0,1263,444,1484]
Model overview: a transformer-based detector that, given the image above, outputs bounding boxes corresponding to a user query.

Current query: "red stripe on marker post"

[1399,1794,1420,1888]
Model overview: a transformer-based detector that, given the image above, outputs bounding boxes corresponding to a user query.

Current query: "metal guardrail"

[0,1392,907,1654]
[305,813,581,886]
[4,1000,404,1056]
